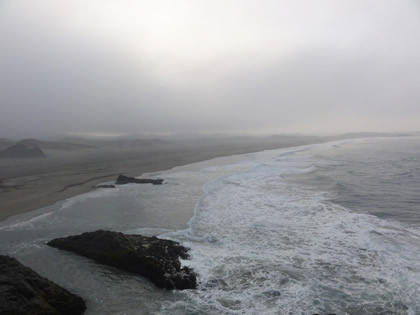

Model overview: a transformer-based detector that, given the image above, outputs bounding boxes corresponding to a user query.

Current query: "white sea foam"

[1,139,419,314]
[162,143,420,314]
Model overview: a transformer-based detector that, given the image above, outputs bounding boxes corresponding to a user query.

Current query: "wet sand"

[0,140,313,221]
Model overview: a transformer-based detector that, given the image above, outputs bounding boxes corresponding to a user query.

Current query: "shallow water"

[1,137,420,314]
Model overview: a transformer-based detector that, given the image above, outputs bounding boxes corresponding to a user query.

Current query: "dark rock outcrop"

[94,184,116,189]
[47,230,197,290]
[0,143,45,159]
[0,255,86,315]
[115,174,164,185]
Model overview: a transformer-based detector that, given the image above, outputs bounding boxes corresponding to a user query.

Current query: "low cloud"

[1,0,420,138]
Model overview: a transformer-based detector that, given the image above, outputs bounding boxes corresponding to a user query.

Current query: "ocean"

[1,136,420,314]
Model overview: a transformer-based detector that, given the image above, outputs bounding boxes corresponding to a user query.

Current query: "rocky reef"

[48,230,197,290]
[0,255,86,315]
[115,174,164,185]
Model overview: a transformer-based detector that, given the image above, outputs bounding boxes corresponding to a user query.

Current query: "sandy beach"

[0,137,322,221]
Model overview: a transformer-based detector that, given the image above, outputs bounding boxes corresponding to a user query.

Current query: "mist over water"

[1,0,420,138]
[1,137,420,314]
[1,1,420,313]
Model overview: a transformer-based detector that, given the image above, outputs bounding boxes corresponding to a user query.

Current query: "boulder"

[0,255,86,315]
[47,230,197,290]
[115,174,164,185]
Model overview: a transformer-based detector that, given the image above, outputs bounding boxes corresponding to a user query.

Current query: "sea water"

[1,137,420,314]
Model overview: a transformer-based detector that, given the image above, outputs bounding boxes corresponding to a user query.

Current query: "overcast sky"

[1,0,420,139]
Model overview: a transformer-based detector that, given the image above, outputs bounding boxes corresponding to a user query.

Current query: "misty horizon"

[1,2,420,311]
[1,0,420,139]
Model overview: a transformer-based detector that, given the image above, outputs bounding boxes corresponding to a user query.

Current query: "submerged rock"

[47,230,197,290]
[0,255,86,315]
[115,174,164,185]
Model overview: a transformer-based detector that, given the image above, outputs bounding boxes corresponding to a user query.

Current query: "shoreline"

[1,135,404,223]
[0,142,310,222]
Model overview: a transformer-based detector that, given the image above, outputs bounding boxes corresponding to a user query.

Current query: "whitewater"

[1,136,419,314]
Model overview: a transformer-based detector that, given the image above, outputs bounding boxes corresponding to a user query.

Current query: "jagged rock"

[115,174,164,185]
[47,230,197,290]
[0,143,45,159]
[94,184,116,189]
[0,255,86,315]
